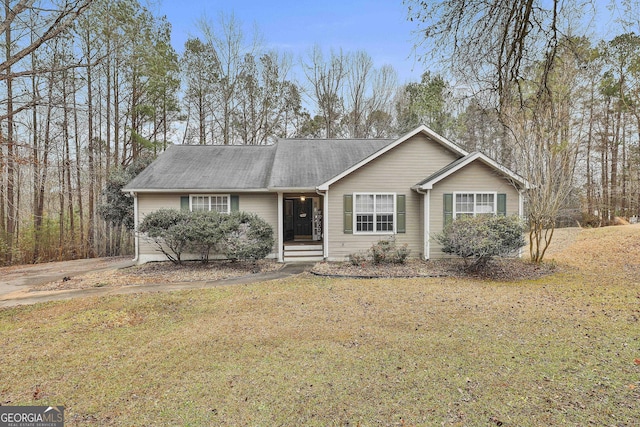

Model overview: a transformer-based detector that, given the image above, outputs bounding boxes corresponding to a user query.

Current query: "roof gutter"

[121,188,272,194]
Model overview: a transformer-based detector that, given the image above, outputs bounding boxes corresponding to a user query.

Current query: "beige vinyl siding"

[237,193,279,254]
[327,133,459,260]
[137,193,182,257]
[428,160,521,258]
[137,192,279,261]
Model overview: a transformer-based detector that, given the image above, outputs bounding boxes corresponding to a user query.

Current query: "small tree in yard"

[219,212,274,261]
[98,157,153,254]
[99,157,153,231]
[436,215,526,271]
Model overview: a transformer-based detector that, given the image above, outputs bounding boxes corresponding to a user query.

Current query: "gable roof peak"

[316,125,468,190]
[402,124,469,157]
[413,151,529,190]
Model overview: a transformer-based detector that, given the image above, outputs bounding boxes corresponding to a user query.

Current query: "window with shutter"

[353,193,396,234]
[187,195,231,213]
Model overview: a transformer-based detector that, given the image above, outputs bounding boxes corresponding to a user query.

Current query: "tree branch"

[0,0,94,75]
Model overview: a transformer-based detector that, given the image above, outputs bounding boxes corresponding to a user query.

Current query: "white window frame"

[453,192,497,219]
[189,194,231,214]
[353,193,396,235]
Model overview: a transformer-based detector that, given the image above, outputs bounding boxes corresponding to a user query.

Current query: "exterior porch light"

[300,196,306,202]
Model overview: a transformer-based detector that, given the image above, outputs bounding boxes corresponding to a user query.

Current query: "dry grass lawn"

[1,225,639,426]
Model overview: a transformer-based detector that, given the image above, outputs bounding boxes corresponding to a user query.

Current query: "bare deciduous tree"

[407,0,592,262]
[303,45,346,138]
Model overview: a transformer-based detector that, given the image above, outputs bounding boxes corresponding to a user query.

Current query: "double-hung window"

[355,193,395,233]
[455,193,495,218]
[190,195,230,214]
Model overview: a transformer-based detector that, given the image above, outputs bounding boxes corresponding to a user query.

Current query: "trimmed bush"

[184,211,224,262]
[139,209,192,264]
[219,212,274,261]
[436,215,526,270]
[139,209,273,264]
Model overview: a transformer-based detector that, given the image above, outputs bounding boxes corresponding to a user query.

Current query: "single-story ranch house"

[123,125,528,263]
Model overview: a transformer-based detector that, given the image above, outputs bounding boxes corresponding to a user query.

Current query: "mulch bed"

[311,258,558,281]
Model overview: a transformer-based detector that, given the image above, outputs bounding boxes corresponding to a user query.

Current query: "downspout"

[277,192,284,262]
[316,188,328,260]
[415,188,430,260]
[518,189,525,217]
[130,191,139,263]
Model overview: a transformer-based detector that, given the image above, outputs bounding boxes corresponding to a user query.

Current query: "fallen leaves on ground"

[30,259,281,292]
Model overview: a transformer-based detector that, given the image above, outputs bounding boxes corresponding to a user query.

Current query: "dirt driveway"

[0,257,135,301]
[0,257,312,308]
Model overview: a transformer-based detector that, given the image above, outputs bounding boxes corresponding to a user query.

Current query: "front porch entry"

[282,193,324,262]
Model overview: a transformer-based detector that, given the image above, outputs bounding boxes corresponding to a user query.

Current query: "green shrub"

[218,212,274,261]
[436,215,526,270]
[139,210,274,264]
[184,211,224,262]
[139,209,192,264]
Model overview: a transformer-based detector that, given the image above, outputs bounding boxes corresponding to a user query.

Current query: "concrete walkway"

[0,259,312,308]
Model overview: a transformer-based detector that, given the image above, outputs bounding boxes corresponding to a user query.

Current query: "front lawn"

[1,226,639,426]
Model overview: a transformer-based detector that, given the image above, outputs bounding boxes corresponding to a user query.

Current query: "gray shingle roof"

[414,153,473,187]
[123,144,277,191]
[268,139,393,188]
[123,138,394,192]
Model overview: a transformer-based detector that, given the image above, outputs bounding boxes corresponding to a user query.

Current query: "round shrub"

[139,209,192,264]
[184,210,224,262]
[436,215,526,270]
[218,212,274,261]
[139,209,273,264]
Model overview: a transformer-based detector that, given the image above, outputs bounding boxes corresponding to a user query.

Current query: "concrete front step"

[283,256,324,262]
[283,243,324,262]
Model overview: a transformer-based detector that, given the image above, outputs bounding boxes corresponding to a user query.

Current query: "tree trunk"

[4,0,16,263]
[86,34,96,257]
[71,68,85,256]
[31,34,40,263]
[62,70,75,253]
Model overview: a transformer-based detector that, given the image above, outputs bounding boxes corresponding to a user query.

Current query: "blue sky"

[155,0,628,88]
[156,0,424,84]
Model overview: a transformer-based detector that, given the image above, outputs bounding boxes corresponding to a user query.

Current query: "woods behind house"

[1,0,639,264]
